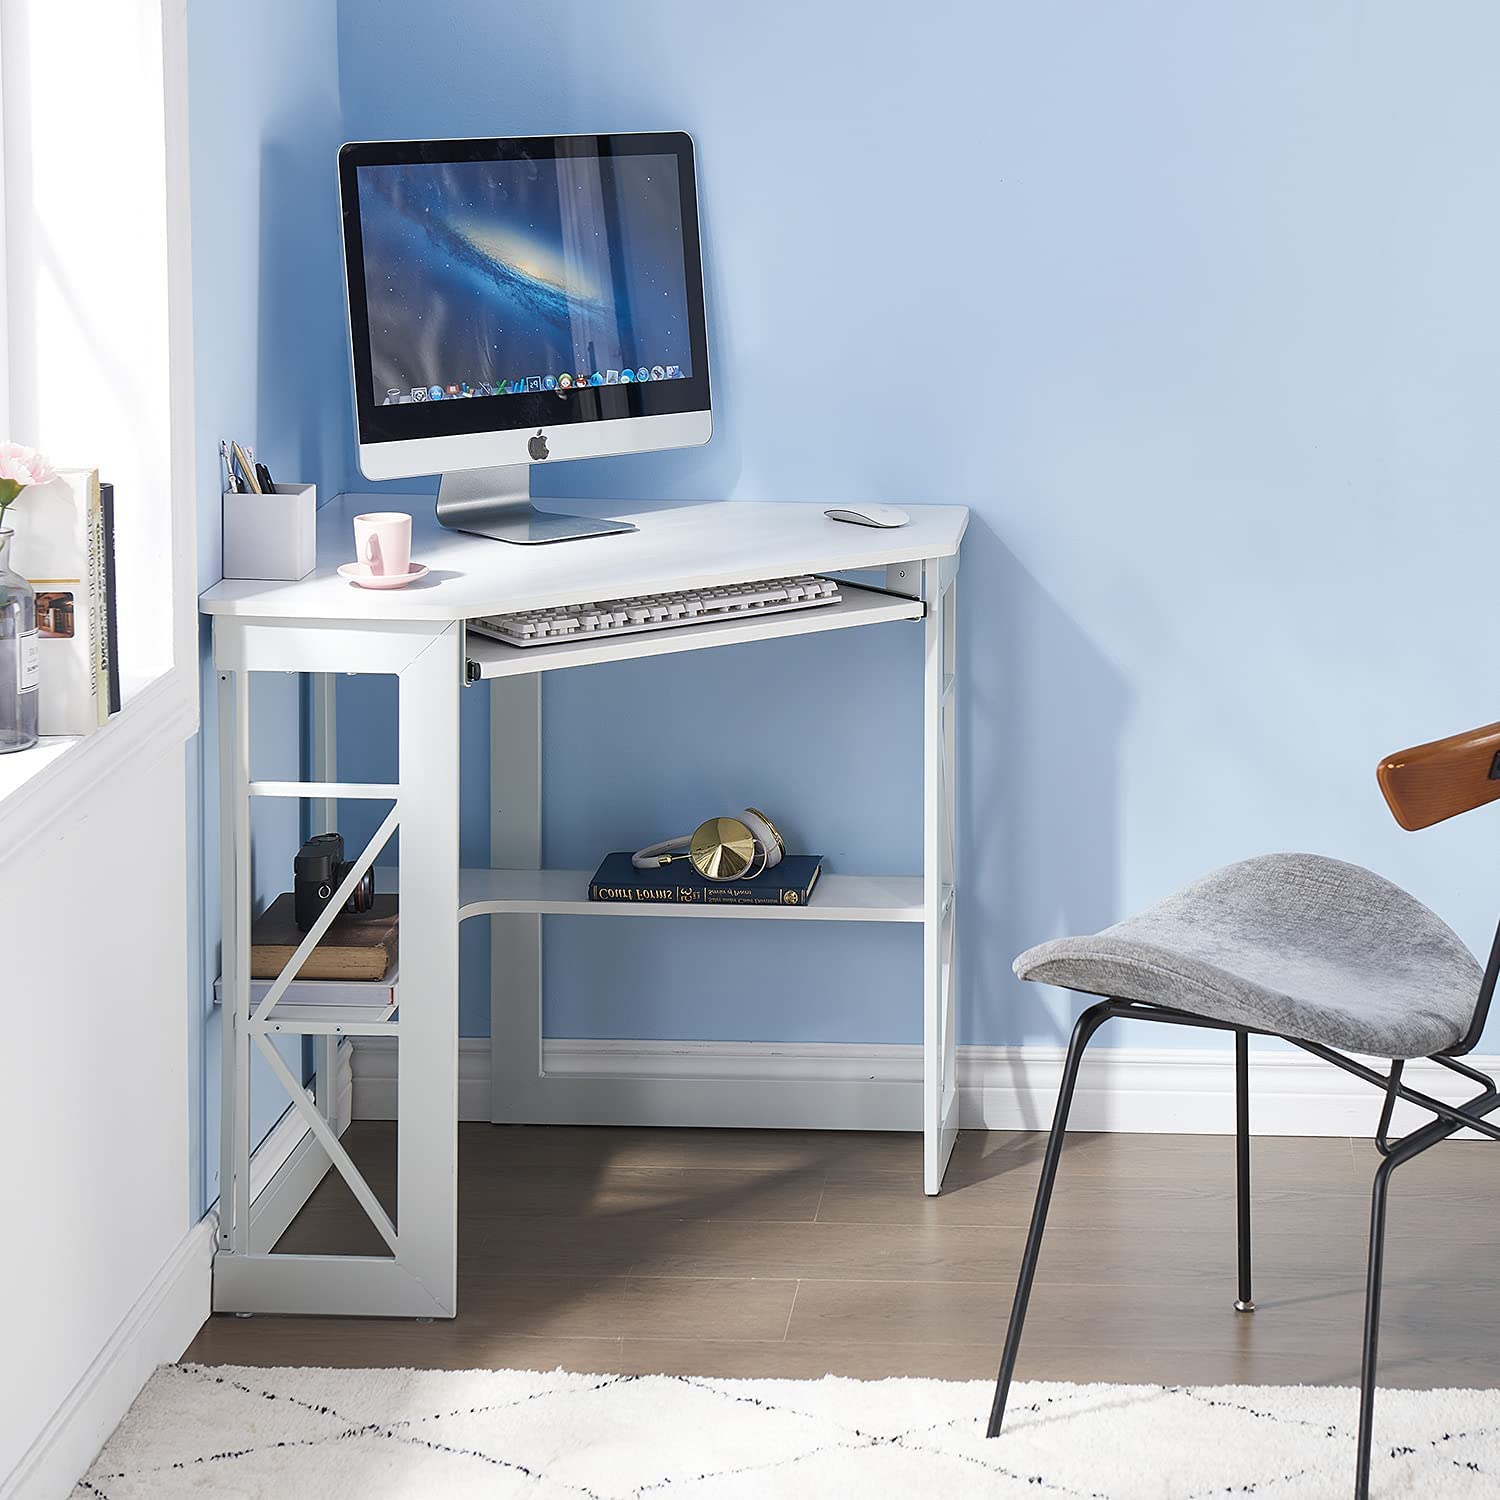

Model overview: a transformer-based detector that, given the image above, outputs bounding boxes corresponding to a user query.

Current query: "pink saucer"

[338,561,429,590]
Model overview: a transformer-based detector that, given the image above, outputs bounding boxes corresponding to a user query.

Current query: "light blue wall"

[186,0,350,1214]
[329,0,1500,1052]
[185,1,1500,1081]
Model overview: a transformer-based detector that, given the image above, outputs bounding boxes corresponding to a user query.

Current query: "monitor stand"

[435,464,637,545]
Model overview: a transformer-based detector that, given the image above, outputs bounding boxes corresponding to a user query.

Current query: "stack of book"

[10,468,120,734]
[248,893,399,980]
[214,895,400,1020]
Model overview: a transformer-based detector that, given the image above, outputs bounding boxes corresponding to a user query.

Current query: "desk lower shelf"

[227,872,931,1036]
[459,868,931,923]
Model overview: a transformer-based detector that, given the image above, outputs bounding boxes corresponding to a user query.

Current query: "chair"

[985,719,1500,1500]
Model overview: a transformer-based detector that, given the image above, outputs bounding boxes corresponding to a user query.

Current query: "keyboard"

[470,574,842,648]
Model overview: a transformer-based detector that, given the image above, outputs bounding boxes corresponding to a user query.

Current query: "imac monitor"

[338,132,711,542]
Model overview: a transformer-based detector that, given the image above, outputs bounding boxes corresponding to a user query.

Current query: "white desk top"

[199,493,969,623]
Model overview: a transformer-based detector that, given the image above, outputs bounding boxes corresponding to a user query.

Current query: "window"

[0,0,197,831]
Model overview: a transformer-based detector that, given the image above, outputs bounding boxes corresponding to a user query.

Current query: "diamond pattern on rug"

[76,1365,1500,1499]
[422,1374,838,1492]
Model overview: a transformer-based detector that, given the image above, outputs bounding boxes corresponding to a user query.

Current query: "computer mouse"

[824,503,910,529]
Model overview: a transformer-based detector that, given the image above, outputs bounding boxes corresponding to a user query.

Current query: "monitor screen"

[339,133,710,451]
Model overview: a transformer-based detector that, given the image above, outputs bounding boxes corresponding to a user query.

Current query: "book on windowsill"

[249,893,399,980]
[588,851,823,908]
[10,468,110,735]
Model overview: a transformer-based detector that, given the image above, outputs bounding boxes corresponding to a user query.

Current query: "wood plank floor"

[184,1123,1500,1386]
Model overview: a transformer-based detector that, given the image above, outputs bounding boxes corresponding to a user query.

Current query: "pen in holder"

[222,482,317,581]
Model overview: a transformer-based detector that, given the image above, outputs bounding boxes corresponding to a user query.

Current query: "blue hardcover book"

[588,851,823,907]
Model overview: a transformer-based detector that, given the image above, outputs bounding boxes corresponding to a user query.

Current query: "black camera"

[294,832,375,932]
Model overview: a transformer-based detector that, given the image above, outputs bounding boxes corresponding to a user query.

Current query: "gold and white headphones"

[632,807,786,882]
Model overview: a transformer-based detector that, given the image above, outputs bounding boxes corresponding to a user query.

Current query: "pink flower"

[0,442,55,489]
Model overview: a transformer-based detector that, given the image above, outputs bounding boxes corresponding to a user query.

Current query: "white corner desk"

[201,492,967,1318]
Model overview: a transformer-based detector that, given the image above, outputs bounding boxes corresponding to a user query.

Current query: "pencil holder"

[222,482,317,581]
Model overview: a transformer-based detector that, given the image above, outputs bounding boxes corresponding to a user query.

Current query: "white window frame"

[0,0,198,841]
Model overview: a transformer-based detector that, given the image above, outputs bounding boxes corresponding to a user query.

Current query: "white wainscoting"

[1,1050,351,1500]
[350,1037,1498,1140]
[0,1214,212,1500]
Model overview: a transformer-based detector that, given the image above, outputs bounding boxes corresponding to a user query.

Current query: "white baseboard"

[1,1044,353,1500]
[353,1034,494,1123]
[352,1035,1500,1140]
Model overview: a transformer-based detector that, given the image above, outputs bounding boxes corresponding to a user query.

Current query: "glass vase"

[0,529,40,753]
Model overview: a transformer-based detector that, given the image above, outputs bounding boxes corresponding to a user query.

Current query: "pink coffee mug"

[353,512,413,577]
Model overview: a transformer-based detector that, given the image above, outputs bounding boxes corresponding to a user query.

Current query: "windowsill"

[0,735,78,802]
[0,665,199,845]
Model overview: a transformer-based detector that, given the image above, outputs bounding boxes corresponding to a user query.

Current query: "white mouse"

[825,503,910,529]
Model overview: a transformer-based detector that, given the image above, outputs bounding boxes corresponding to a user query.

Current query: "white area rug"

[77,1364,1500,1498]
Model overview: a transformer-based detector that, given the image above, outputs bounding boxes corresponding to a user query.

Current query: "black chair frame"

[985,977,1500,1500]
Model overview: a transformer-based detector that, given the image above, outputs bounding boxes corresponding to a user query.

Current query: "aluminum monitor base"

[435,464,636,545]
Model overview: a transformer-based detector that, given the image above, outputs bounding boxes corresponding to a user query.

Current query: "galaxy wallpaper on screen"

[357,154,694,401]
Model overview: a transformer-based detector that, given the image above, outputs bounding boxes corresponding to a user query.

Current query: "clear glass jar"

[0,529,40,753]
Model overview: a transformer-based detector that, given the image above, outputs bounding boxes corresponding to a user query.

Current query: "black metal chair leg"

[1353,1113,1454,1500]
[1235,1030,1254,1312]
[1354,1151,1395,1500]
[986,1000,1115,1439]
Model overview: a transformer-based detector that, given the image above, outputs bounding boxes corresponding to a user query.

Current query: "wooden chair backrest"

[1378,721,1500,831]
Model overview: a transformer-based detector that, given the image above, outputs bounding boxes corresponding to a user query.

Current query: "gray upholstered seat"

[1014,853,1482,1059]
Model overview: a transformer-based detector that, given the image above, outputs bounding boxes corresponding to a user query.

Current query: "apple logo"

[528,430,549,461]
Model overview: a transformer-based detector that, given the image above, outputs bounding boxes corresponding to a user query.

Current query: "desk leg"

[218,667,251,1250]
[311,671,339,1125]
[489,673,543,1122]
[394,624,463,1313]
[923,562,960,1193]
[210,620,462,1316]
